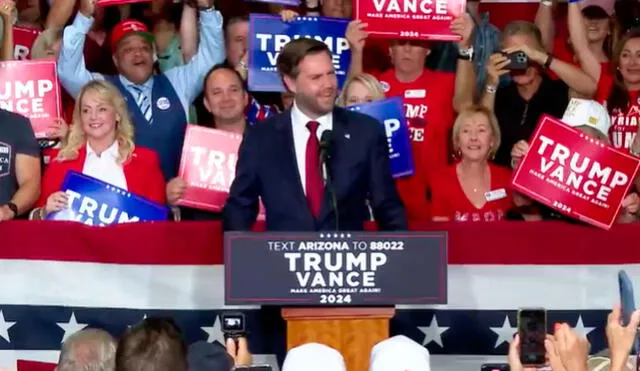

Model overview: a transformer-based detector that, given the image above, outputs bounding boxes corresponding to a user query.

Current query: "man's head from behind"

[56,328,117,371]
[277,38,337,118]
[116,317,187,371]
[111,19,155,85]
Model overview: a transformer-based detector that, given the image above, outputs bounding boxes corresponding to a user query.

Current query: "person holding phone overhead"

[480,21,597,168]
[30,80,166,220]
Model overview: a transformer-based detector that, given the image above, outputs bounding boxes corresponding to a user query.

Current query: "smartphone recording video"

[503,51,528,70]
[221,312,246,338]
[518,308,546,366]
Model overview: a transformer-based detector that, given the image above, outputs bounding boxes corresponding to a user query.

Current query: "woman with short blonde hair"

[430,104,514,222]
[336,73,385,107]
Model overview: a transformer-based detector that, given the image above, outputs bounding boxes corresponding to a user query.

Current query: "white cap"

[369,335,431,371]
[561,98,611,138]
[282,343,346,371]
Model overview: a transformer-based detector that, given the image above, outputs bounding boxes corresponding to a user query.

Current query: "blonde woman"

[32,80,166,219]
[430,105,514,222]
[336,73,385,107]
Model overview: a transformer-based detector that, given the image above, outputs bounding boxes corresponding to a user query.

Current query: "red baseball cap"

[110,19,154,52]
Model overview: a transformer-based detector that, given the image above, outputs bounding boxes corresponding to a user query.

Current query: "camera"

[221,312,246,338]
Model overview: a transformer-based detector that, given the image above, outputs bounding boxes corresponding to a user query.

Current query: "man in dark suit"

[223,38,407,231]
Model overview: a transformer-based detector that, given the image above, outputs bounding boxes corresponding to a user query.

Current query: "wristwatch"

[5,202,17,218]
[458,46,474,61]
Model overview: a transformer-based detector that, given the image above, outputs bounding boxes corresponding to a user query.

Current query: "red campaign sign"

[511,115,640,230]
[178,125,266,219]
[13,26,40,60]
[0,60,62,138]
[97,0,151,6]
[353,0,466,40]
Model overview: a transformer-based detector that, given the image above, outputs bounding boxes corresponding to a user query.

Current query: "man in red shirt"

[345,16,476,220]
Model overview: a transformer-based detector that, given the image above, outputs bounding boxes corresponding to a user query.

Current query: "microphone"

[319,130,338,231]
[319,130,333,184]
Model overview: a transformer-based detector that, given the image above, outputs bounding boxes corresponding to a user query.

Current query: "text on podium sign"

[224,232,447,306]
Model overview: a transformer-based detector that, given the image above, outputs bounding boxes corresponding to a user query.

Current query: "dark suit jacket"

[223,107,408,231]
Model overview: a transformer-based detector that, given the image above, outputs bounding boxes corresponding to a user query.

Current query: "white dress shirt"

[82,141,129,190]
[291,103,333,195]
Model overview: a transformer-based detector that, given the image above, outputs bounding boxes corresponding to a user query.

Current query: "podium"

[282,307,395,371]
[224,232,447,369]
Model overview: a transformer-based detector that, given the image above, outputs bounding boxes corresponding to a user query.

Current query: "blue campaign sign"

[47,171,169,226]
[224,232,447,306]
[248,14,351,92]
[348,97,415,178]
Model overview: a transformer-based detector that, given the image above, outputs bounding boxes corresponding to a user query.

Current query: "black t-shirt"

[0,109,40,205]
[493,75,570,167]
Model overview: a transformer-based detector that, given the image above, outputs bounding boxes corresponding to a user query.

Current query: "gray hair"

[57,328,117,371]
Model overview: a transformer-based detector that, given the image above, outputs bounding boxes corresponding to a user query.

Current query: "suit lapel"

[275,111,312,217]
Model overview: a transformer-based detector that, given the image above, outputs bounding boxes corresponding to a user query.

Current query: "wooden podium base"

[281,307,396,371]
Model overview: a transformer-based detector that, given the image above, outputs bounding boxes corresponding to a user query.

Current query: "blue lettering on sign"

[248,15,352,92]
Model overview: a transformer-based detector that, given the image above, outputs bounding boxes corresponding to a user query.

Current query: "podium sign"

[224,232,447,305]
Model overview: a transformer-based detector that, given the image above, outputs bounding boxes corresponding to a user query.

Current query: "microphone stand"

[320,148,339,232]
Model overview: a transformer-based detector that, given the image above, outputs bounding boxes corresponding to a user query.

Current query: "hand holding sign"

[345,20,368,54]
[80,0,96,17]
[511,140,530,168]
[0,1,16,23]
[450,13,473,48]
[166,177,187,206]
[45,191,68,217]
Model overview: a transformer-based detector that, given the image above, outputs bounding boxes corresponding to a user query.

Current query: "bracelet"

[543,54,553,69]
[486,85,497,94]
[541,0,552,6]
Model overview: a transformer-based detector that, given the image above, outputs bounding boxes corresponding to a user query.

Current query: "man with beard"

[56,0,225,181]
[223,38,407,231]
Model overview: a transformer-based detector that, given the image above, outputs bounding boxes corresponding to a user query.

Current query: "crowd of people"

[1,0,639,225]
[1,0,640,367]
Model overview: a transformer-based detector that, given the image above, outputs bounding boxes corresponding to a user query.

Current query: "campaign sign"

[97,0,151,6]
[13,26,40,60]
[47,171,169,226]
[354,0,466,40]
[178,125,242,212]
[0,59,62,138]
[248,14,351,92]
[348,97,414,178]
[224,232,447,305]
[511,115,640,230]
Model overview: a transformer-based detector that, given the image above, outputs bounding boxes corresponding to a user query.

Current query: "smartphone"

[481,364,509,371]
[619,270,636,326]
[518,308,547,366]
[232,366,273,371]
[221,312,246,338]
[503,51,528,70]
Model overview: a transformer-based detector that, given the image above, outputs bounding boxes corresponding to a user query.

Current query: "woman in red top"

[569,1,640,152]
[31,80,166,219]
[431,105,513,222]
